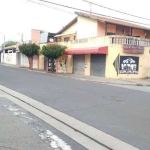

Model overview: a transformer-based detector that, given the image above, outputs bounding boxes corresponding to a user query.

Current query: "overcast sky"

[0,0,150,45]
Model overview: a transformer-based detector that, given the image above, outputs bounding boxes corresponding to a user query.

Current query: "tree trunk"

[28,56,33,70]
[46,57,49,72]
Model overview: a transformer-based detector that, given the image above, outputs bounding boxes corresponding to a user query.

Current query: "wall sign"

[119,56,139,74]
[123,44,144,54]
[71,38,88,44]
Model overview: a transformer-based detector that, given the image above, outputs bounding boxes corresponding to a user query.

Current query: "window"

[64,37,70,42]
[107,32,115,35]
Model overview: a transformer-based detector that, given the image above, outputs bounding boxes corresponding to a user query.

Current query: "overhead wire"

[83,0,150,21]
[26,0,74,14]
[27,0,150,28]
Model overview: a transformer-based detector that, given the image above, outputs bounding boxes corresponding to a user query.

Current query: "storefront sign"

[71,38,88,44]
[119,56,139,74]
[123,44,144,54]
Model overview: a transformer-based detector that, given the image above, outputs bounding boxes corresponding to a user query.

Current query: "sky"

[0,0,150,45]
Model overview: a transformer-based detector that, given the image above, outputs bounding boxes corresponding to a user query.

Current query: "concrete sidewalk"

[1,63,150,86]
[56,73,150,86]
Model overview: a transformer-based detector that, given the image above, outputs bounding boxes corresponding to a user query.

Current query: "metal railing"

[48,35,150,47]
[110,36,150,47]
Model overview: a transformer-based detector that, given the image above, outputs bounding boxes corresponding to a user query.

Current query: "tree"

[2,41,17,48]
[41,44,66,72]
[19,43,40,69]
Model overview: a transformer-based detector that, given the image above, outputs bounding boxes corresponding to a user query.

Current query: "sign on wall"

[123,44,144,54]
[119,56,139,74]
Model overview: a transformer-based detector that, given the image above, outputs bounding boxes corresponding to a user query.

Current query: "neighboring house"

[1,45,18,65]
[50,12,150,79]
[0,41,33,68]
[31,29,56,70]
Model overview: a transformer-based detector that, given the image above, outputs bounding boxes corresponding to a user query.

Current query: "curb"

[0,85,140,150]
[0,63,149,86]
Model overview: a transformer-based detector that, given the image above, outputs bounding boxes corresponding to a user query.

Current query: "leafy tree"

[41,44,66,72]
[2,41,17,48]
[19,43,40,69]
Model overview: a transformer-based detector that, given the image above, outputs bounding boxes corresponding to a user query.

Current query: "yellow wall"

[77,16,97,39]
[66,55,73,73]
[60,22,77,42]
[60,34,76,42]
[62,22,77,34]
[57,55,68,73]
[85,54,91,76]
[105,45,149,78]
[39,55,44,70]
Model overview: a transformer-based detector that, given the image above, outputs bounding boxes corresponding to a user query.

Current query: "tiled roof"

[75,12,150,31]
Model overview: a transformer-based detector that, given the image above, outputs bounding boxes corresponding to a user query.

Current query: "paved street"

[0,64,150,150]
[0,90,86,150]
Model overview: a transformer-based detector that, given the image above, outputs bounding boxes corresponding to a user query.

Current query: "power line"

[38,0,150,28]
[83,0,150,21]
[26,0,74,14]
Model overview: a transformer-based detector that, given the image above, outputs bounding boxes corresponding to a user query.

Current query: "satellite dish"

[49,38,54,42]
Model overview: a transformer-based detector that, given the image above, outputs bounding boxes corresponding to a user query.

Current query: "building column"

[85,54,91,76]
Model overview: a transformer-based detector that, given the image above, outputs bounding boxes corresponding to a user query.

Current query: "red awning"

[64,46,108,55]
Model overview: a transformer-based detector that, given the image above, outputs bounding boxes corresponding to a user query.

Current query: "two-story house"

[52,12,150,79]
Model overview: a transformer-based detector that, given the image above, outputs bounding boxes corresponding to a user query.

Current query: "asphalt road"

[0,92,86,150]
[0,64,150,150]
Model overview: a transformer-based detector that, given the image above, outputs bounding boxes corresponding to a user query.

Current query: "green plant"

[19,43,40,69]
[41,44,66,72]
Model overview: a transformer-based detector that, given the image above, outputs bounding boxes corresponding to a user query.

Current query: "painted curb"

[0,85,140,150]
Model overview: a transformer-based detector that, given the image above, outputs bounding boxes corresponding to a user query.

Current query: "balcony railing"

[110,36,150,47]
[47,35,150,48]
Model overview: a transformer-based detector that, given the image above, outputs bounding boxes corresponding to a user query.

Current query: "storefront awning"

[64,46,108,55]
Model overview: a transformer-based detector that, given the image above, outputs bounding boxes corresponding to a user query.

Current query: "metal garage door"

[73,55,85,75]
[91,54,106,77]
[21,54,29,67]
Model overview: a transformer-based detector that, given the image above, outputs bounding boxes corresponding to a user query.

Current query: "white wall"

[1,52,4,62]
[4,52,16,65]
[21,54,29,67]
[77,16,97,39]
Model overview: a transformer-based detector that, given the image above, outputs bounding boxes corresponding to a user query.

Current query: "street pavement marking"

[1,95,108,150]
[0,85,140,150]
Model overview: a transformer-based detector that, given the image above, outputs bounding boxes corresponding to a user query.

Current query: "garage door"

[73,55,85,75]
[91,54,106,77]
[16,52,21,65]
[21,54,29,67]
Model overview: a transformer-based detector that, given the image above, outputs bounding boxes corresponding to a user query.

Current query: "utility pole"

[18,33,23,43]
[83,0,92,13]
[21,33,23,43]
